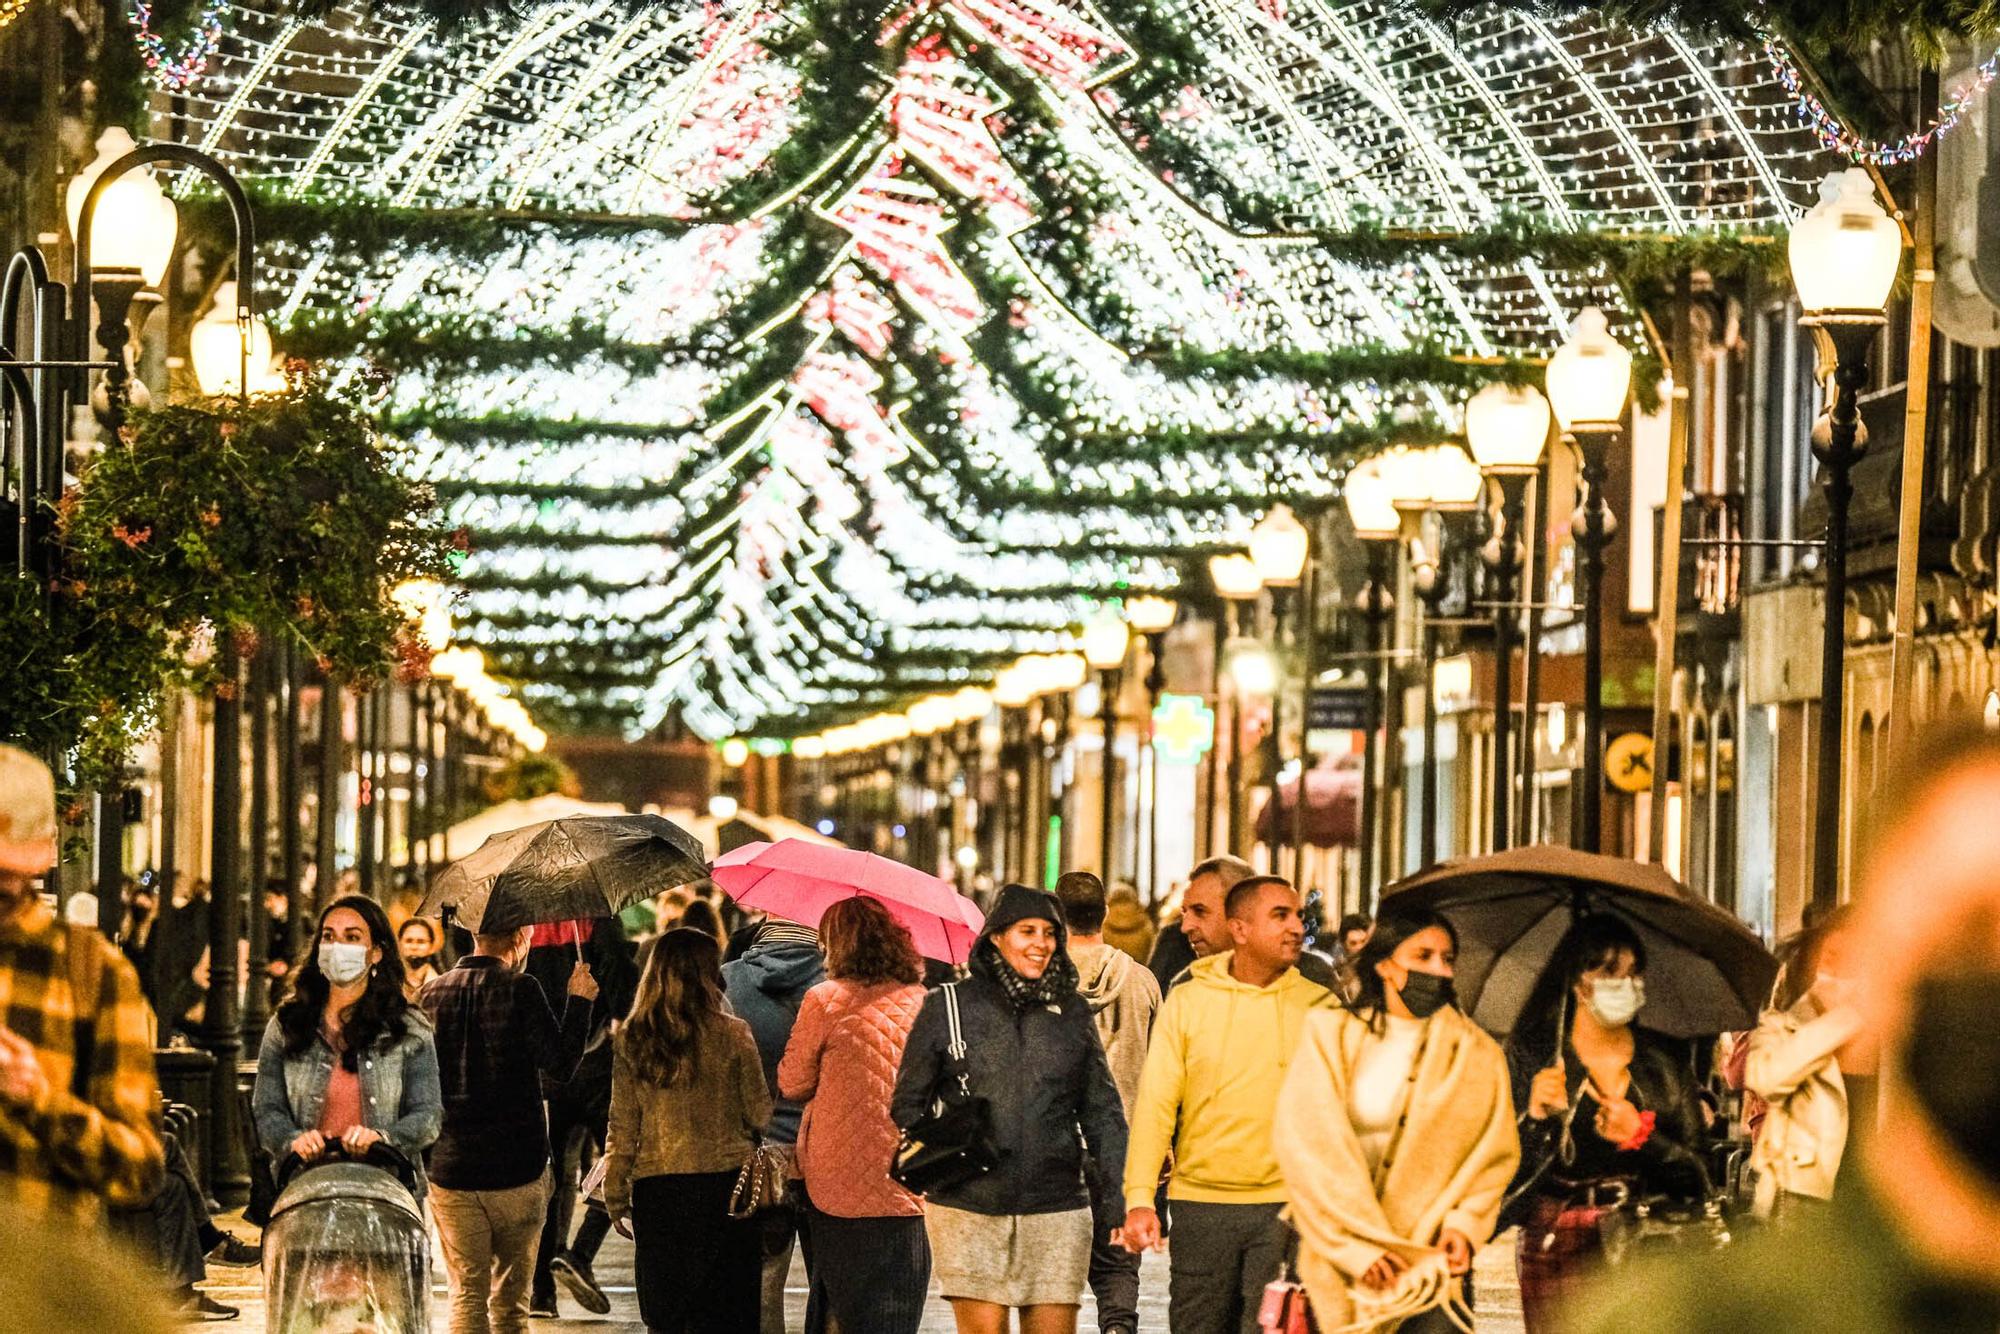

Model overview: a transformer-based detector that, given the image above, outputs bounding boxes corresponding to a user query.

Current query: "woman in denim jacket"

[253,895,442,1196]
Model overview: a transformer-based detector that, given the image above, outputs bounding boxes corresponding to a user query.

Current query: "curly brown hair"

[822,897,923,985]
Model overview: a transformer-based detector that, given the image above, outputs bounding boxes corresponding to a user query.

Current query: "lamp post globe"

[190,281,283,396]
[1545,307,1634,432]
[65,127,179,287]
[1464,382,1551,476]
[1790,168,1904,321]
[1343,455,1402,541]
[1082,613,1132,671]
[1209,552,1264,602]
[1423,444,1484,512]
[1249,503,1310,587]
[1124,595,1178,635]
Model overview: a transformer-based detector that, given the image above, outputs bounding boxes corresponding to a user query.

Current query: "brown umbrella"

[1382,845,1776,1040]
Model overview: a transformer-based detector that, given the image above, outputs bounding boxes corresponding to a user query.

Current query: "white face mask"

[1586,976,1645,1027]
[319,941,371,986]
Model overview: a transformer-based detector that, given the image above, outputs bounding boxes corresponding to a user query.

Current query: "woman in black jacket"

[1502,915,1708,1333]
[892,883,1128,1334]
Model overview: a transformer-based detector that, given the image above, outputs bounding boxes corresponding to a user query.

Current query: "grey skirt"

[924,1203,1093,1308]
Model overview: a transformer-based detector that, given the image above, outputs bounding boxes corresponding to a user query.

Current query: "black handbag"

[891,984,998,1194]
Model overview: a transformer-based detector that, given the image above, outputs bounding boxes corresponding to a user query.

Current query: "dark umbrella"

[1382,845,1776,1040]
[419,815,708,934]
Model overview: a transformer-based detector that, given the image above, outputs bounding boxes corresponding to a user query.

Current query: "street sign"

[1606,732,1654,793]
[1151,693,1215,765]
[1308,687,1369,732]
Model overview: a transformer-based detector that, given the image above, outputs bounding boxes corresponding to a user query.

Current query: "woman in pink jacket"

[778,897,931,1334]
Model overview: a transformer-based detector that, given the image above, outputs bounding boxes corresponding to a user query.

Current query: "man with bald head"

[1579,721,2000,1330]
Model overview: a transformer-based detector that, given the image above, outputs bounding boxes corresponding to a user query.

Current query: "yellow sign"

[1606,732,1654,794]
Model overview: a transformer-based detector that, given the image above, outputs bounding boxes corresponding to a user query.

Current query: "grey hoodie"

[1070,940,1162,1115]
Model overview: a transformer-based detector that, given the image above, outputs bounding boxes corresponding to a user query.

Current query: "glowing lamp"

[1789,168,1903,321]
[1249,503,1310,587]
[1208,553,1263,601]
[190,281,283,396]
[1081,612,1131,671]
[1124,595,1178,634]
[1545,307,1634,431]
[1465,383,1551,476]
[1342,456,1401,541]
[65,128,179,286]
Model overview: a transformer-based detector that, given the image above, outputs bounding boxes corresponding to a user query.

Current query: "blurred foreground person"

[1577,722,2000,1331]
[0,745,162,1222]
[0,1198,175,1332]
[893,884,1127,1334]
[1274,909,1518,1331]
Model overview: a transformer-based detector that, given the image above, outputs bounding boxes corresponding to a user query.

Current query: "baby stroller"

[264,1142,431,1334]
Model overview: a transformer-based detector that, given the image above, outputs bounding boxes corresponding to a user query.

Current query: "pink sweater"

[777,978,928,1219]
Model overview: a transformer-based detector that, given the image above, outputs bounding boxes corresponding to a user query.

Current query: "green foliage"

[0,573,169,791]
[65,366,455,686]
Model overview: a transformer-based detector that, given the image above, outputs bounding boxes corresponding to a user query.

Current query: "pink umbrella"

[711,839,986,964]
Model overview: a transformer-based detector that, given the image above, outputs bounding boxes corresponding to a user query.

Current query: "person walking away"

[722,914,826,1331]
[892,883,1128,1334]
[1101,886,1156,964]
[1273,909,1519,1331]
[528,916,638,1318]
[1502,914,1706,1333]
[1056,870,1160,1334]
[778,897,931,1333]
[1744,906,1873,1221]
[0,744,163,1223]
[1572,721,2000,1330]
[421,921,598,1334]
[1119,875,1328,1334]
[605,928,772,1333]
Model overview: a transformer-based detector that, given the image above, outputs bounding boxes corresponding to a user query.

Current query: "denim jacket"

[251,1012,444,1198]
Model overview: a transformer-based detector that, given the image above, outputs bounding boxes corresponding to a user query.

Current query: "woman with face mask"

[1502,915,1707,1332]
[397,916,443,1000]
[251,895,443,1198]
[1273,908,1521,1332]
[1745,906,1871,1220]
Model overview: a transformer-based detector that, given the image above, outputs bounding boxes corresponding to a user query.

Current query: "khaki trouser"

[432,1178,550,1334]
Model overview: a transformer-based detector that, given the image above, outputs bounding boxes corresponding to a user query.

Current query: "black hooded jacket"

[891,883,1129,1217]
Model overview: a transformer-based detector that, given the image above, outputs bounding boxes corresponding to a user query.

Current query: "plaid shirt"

[0,904,163,1221]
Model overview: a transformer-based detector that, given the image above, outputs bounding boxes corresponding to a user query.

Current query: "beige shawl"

[1273,1004,1521,1330]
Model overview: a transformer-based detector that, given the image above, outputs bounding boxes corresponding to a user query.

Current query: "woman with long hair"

[891,884,1127,1334]
[1503,915,1707,1332]
[1745,905,1872,1219]
[250,895,442,1194]
[1274,908,1520,1331]
[604,928,772,1333]
[778,899,931,1334]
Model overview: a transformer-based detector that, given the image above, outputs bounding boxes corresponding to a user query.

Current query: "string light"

[132,0,232,91]
[1765,36,1998,166]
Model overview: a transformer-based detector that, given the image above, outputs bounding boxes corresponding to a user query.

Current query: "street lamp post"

[1249,505,1309,881]
[1466,383,1553,854]
[1209,553,1262,855]
[1125,596,1178,907]
[1545,308,1634,852]
[1789,169,1903,910]
[1082,612,1132,881]
[1391,445,1482,867]
[1344,457,1401,902]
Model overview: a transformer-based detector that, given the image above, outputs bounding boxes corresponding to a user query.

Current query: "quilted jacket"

[779,977,928,1218]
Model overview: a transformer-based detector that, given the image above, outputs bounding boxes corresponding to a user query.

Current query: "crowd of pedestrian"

[6,727,2000,1332]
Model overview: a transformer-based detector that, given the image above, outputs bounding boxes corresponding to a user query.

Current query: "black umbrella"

[1382,845,1776,1040]
[419,814,708,934]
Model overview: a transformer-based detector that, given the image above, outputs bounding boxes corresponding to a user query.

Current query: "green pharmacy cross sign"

[1152,693,1216,766]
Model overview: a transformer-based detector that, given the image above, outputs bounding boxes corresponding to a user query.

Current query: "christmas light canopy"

[1789,169,1903,322]
[1545,307,1634,432]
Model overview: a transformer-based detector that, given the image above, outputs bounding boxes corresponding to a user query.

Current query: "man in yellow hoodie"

[1120,875,1329,1333]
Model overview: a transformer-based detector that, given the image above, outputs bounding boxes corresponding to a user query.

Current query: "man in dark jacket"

[721,916,825,1334]
[422,923,596,1334]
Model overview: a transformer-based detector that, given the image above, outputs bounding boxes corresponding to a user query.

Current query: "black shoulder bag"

[891,984,998,1194]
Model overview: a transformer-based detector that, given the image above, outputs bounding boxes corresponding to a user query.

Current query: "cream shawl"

[1273,1003,1521,1330]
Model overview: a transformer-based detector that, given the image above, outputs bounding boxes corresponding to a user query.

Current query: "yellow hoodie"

[1122,951,1330,1210]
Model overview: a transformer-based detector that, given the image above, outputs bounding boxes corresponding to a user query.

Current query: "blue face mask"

[318,941,371,986]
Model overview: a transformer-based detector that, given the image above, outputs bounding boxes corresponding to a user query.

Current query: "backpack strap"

[64,922,108,1103]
